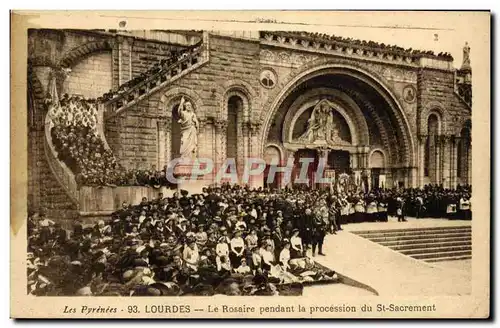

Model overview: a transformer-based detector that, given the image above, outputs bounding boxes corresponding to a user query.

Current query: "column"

[315,148,330,189]
[418,135,426,188]
[214,119,228,184]
[435,135,441,185]
[164,116,172,166]
[240,121,249,178]
[440,136,450,188]
[113,35,133,87]
[248,122,262,188]
[157,119,166,168]
[452,136,459,188]
[467,137,472,185]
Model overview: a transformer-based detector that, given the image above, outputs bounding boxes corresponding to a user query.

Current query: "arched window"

[424,114,439,181]
[226,95,243,173]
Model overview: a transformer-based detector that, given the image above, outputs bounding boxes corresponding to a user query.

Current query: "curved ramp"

[312,225,471,297]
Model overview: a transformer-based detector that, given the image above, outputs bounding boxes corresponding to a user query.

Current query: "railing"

[104,41,209,118]
[260,31,454,67]
[43,113,80,206]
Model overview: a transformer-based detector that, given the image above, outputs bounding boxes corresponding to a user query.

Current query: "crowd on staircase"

[48,95,176,188]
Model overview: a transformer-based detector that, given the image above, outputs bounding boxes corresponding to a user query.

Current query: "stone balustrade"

[104,44,208,117]
[43,116,80,206]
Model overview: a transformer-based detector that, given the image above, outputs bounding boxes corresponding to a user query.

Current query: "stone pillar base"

[174,163,212,194]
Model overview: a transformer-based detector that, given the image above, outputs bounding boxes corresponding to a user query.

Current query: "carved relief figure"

[297,99,347,145]
[177,96,199,159]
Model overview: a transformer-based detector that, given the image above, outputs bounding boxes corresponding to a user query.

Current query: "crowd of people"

[277,31,454,60]
[333,184,472,223]
[27,184,341,296]
[27,182,472,297]
[49,95,176,188]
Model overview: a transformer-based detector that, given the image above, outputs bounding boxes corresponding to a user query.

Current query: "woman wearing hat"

[260,242,275,272]
[195,225,208,248]
[229,230,245,267]
[290,229,303,259]
[215,236,230,273]
[234,257,251,275]
[218,226,231,244]
[279,239,291,271]
[183,237,200,272]
[245,228,258,251]
[250,246,262,274]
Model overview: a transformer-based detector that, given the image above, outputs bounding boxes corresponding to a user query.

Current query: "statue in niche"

[176,96,199,159]
[297,99,347,146]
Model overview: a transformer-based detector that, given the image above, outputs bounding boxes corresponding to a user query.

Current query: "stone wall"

[28,29,196,216]
[28,29,473,216]
[105,34,261,172]
[62,51,113,98]
[28,72,79,217]
[417,67,471,188]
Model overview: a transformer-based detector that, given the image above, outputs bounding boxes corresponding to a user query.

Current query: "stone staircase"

[352,226,471,262]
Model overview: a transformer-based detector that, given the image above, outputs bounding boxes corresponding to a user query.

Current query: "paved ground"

[309,219,472,296]
[433,259,472,276]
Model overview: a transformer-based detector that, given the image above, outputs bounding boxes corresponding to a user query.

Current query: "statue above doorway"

[297,99,350,147]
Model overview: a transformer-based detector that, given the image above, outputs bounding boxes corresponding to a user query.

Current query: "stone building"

[27,29,472,218]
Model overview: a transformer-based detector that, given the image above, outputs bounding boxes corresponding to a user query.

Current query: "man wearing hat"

[311,214,327,257]
[396,197,407,222]
[300,208,314,251]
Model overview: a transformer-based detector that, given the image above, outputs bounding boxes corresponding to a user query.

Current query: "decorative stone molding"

[60,40,113,68]
[259,32,427,69]
[159,86,205,120]
[259,49,319,68]
[214,119,228,132]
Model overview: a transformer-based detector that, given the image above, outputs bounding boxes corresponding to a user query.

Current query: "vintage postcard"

[10,10,490,319]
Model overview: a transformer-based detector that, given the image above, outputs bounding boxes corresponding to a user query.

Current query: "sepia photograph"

[11,10,490,318]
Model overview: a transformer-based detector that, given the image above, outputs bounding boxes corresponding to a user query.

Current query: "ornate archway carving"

[259,61,415,167]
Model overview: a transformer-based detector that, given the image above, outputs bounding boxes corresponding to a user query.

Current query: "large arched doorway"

[260,65,414,189]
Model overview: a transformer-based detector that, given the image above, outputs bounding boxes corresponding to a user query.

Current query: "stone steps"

[353,225,471,263]
[391,239,471,251]
[354,225,471,235]
[411,250,471,260]
[355,227,471,239]
[426,255,472,262]
[400,244,471,256]
[365,232,471,243]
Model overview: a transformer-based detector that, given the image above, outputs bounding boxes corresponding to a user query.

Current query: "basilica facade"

[27,29,472,216]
